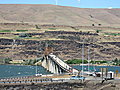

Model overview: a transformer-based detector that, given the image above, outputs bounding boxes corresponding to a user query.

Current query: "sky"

[0,0,120,8]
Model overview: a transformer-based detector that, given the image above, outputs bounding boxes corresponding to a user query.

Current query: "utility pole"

[88,45,90,72]
[82,39,85,83]
[35,60,38,75]
[55,0,58,5]
[55,0,58,25]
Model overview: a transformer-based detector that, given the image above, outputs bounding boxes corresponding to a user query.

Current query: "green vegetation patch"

[48,28,56,30]
[66,59,108,65]
[3,58,12,64]
[90,60,108,64]
[112,58,120,66]
[16,30,28,32]
[66,59,88,64]
[96,30,102,33]
[23,58,42,65]
[105,33,120,36]
[0,30,11,32]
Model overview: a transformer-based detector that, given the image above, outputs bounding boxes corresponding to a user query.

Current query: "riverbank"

[70,64,115,66]
[1,63,116,67]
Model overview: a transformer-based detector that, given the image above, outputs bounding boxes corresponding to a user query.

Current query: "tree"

[96,30,101,33]
[4,58,11,64]
[92,24,95,26]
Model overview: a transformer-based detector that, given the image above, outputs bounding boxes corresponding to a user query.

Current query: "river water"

[0,65,51,78]
[0,65,119,78]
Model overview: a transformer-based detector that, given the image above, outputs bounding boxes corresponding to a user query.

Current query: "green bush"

[96,30,102,33]
[105,33,120,36]
[66,59,88,64]
[16,30,28,32]
[24,59,37,65]
[90,60,107,64]
[0,30,11,32]
[3,58,11,64]
[112,58,120,66]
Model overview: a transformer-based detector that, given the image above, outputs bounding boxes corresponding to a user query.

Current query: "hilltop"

[0,4,120,27]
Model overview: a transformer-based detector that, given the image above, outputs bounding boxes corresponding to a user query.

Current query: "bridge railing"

[49,54,78,73]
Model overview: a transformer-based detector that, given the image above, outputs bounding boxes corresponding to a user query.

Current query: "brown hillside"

[0,4,120,62]
[0,4,120,27]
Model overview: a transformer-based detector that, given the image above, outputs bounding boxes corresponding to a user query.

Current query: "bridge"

[41,53,79,74]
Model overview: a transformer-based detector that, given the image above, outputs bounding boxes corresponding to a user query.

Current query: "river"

[0,65,119,78]
[0,65,51,78]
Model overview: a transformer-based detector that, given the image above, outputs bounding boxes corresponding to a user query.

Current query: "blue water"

[0,65,51,78]
[0,65,120,78]
[73,65,120,73]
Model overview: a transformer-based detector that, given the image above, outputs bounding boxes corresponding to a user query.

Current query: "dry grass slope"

[0,4,120,27]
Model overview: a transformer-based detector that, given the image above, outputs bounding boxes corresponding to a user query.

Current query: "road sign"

[116,70,118,74]
[116,70,119,77]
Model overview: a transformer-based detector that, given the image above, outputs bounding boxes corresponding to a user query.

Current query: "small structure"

[95,71,114,79]
[9,60,24,64]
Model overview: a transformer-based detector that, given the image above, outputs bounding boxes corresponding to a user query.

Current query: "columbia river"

[0,65,119,78]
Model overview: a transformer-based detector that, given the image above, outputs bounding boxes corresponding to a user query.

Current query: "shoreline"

[70,64,116,67]
[0,63,119,67]
[0,64,38,66]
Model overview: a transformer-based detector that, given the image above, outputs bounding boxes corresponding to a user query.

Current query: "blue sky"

[0,0,120,8]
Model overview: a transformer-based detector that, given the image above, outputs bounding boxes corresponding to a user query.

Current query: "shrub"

[90,60,107,64]
[16,30,28,32]
[66,59,88,64]
[0,30,11,32]
[96,30,102,33]
[105,33,120,36]
[3,58,11,64]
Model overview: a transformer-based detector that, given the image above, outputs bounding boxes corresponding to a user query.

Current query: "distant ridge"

[0,4,120,27]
